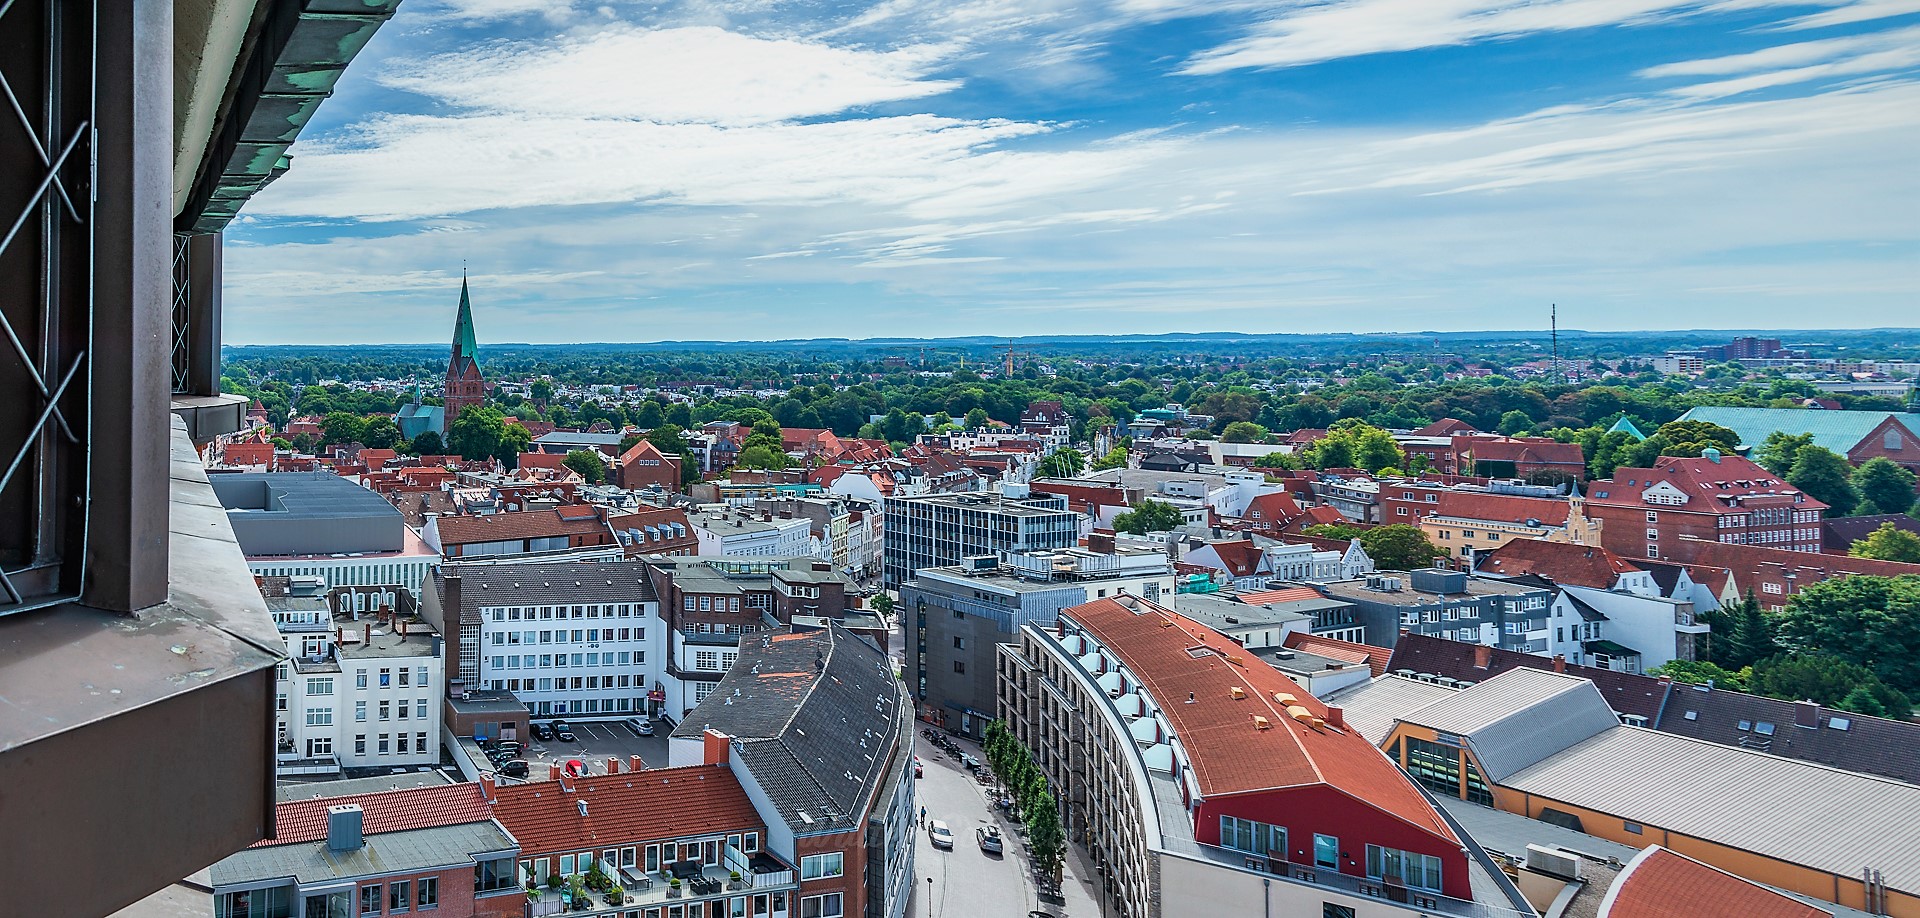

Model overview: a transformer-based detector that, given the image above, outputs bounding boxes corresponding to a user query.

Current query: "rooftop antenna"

[1550,303,1561,386]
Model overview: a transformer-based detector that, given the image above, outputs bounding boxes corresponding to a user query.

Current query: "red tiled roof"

[1065,598,1458,840]
[1454,435,1584,467]
[489,764,761,855]
[1477,539,1639,589]
[1282,632,1392,678]
[1413,418,1478,437]
[1300,506,1347,526]
[1241,492,1305,524]
[1428,491,1571,526]
[432,507,610,546]
[1235,586,1323,605]
[1601,847,1828,918]
[1588,454,1826,515]
[261,784,491,848]
[1664,537,1920,580]
[518,452,567,470]
[1202,539,1265,576]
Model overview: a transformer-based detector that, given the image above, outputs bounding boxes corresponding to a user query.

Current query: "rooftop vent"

[1252,716,1271,730]
[1525,845,1582,881]
[1228,686,1245,700]
[326,804,364,851]
[1273,692,1298,706]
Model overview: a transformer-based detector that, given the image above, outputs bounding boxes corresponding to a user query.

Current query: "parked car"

[530,722,553,742]
[497,759,530,778]
[913,756,923,779]
[928,820,954,850]
[552,720,576,742]
[976,826,1003,856]
[625,716,654,736]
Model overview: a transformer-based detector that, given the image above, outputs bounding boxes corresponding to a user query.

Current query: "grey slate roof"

[1503,727,1920,896]
[1400,668,1620,782]
[435,559,657,610]
[210,821,514,888]
[1322,675,1460,744]
[673,625,905,834]
[1654,684,1920,785]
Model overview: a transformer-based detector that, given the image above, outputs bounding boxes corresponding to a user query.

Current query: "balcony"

[526,857,797,917]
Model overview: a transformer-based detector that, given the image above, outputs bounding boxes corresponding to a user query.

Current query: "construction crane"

[993,340,1042,376]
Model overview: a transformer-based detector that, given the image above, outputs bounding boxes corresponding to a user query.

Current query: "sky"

[225,0,1920,344]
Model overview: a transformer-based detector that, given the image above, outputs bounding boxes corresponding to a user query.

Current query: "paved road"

[910,732,1099,918]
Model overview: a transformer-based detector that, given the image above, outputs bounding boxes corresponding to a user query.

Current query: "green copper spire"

[453,272,478,360]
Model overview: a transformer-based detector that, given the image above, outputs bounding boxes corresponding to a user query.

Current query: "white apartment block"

[689,507,817,558]
[273,597,445,775]
[477,594,665,720]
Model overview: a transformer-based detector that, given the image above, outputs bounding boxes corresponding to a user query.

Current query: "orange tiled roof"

[1064,597,1458,842]
[432,507,608,546]
[1477,539,1639,589]
[1234,586,1323,606]
[261,784,491,848]
[1282,632,1391,678]
[489,765,761,855]
[1601,847,1829,918]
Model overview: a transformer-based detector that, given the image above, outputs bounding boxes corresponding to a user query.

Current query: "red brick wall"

[352,865,522,918]
[795,830,865,918]
[1846,418,1920,473]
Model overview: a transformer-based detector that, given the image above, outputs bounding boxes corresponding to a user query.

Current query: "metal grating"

[0,0,95,616]
[172,232,191,393]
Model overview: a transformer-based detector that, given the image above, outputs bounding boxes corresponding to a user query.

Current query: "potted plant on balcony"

[667,877,682,898]
[607,886,625,905]
[585,864,610,892]
[547,873,564,891]
[730,870,744,890]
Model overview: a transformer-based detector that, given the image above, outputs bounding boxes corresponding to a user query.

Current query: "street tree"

[1787,446,1859,516]
[1853,458,1918,516]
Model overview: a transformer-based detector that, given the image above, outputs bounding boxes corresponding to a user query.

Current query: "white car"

[625,717,655,736]
[928,820,954,850]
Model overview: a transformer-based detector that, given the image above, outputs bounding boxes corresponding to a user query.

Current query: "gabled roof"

[1476,539,1639,589]
[1655,683,1920,785]
[1198,538,1267,577]
[1281,631,1391,678]
[1600,847,1830,918]
[1398,668,1620,782]
[1455,435,1585,467]
[261,783,492,848]
[1386,632,1671,721]
[1241,492,1304,524]
[431,506,610,546]
[1321,674,1460,744]
[1676,406,1920,454]
[489,765,758,854]
[1664,537,1920,581]
[672,625,904,834]
[1063,597,1459,844]
[1588,454,1825,515]
[1427,490,1572,527]
[1414,418,1479,437]
[1822,514,1920,552]
[1607,416,1648,441]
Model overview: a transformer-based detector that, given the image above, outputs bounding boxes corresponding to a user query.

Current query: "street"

[909,730,1099,918]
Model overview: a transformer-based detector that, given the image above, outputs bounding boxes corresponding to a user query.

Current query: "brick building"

[1585,452,1826,561]
[617,439,684,492]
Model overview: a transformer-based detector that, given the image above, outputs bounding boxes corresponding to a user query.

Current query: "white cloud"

[383,26,961,125]
[1175,0,1899,74]
[1774,0,1920,29]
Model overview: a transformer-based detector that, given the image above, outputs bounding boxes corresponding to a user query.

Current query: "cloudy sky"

[226,0,1920,344]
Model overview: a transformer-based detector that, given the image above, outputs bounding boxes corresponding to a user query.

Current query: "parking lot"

[507,718,674,781]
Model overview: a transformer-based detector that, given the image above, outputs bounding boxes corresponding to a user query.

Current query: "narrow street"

[909,729,1100,918]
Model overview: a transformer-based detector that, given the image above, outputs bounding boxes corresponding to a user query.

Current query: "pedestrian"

[919,805,927,827]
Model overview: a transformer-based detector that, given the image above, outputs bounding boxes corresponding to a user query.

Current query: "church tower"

[444,273,485,426]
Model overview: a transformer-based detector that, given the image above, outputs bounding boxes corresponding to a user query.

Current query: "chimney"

[1552,654,1566,674]
[1472,644,1492,670]
[1325,706,1345,730]
[326,804,364,851]
[558,770,574,793]
[703,728,732,766]
[549,762,563,781]
[479,773,496,802]
[607,757,621,775]
[630,754,645,773]
[363,623,371,645]
[1794,700,1820,729]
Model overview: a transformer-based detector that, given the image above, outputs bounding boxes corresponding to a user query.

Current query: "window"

[800,893,844,918]
[379,735,390,755]
[953,636,965,650]
[306,707,333,727]
[1365,845,1442,892]
[1219,815,1284,857]
[360,885,381,916]
[389,881,411,913]
[379,701,390,721]
[355,735,367,755]
[801,852,845,880]
[356,670,369,689]
[307,736,333,757]
[1624,821,1643,834]
[475,857,518,894]
[953,660,966,674]
[1315,834,1340,868]
[1323,906,1357,918]
[379,668,391,687]
[307,677,334,696]
[416,878,437,910]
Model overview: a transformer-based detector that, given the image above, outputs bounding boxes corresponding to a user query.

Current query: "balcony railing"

[525,861,796,917]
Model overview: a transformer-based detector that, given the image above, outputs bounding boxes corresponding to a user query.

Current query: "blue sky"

[225,0,1920,344]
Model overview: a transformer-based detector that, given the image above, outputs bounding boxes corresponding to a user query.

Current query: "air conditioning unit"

[1525,845,1581,881]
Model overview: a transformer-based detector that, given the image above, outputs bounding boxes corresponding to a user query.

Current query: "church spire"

[453,270,478,361]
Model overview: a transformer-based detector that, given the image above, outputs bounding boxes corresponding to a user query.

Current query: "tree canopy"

[1774,574,1920,699]
[1113,499,1185,535]
[1786,445,1858,516]
[1850,523,1920,564]
[1853,458,1918,516]
[562,450,605,484]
